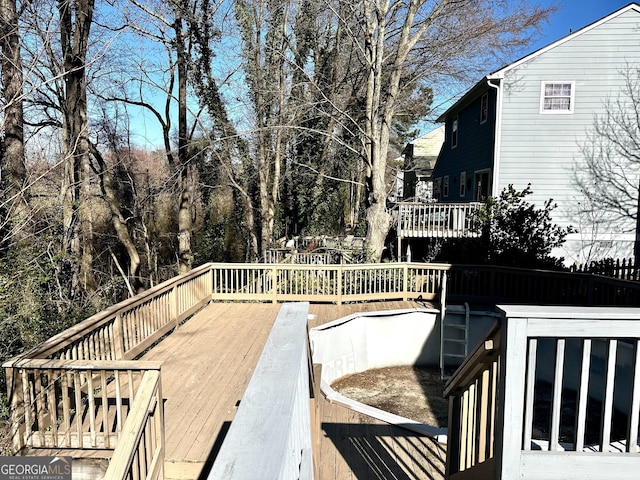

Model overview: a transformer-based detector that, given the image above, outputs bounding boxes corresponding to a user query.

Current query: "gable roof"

[488,2,640,79]
[403,126,445,158]
[402,126,445,174]
[437,2,640,122]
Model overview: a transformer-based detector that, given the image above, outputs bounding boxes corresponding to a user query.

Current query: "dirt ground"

[331,365,449,427]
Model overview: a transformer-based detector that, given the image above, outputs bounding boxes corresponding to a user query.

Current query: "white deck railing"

[207,303,314,480]
[445,306,640,480]
[398,202,481,238]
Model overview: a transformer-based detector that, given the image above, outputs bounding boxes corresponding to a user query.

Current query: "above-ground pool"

[308,306,499,442]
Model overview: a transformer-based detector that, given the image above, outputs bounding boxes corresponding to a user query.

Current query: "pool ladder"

[440,302,470,379]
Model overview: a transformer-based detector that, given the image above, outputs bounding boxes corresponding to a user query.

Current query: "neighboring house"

[432,3,640,264]
[401,126,444,202]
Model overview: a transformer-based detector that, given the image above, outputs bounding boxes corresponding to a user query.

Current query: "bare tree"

[575,66,640,262]
[327,0,554,260]
[57,0,97,293]
[233,0,293,258]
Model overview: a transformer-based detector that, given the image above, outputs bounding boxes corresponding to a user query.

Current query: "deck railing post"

[272,266,278,303]
[171,283,179,327]
[403,263,409,301]
[155,372,165,479]
[5,366,26,454]
[113,314,125,360]
[337,265,343,305]
[207,264,214,299]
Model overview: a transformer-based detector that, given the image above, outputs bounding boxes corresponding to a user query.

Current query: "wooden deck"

[140,300,445,479]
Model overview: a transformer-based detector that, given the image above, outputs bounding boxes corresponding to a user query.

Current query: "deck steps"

[23,449,110,480]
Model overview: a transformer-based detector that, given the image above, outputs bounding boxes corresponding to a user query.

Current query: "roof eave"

[435,78,492,123]
[436,3,640,123]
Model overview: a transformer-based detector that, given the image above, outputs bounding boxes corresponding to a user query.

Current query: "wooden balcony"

[397,202,482,239]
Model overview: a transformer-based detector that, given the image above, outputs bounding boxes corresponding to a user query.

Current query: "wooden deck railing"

[208,303,314,480]
[3,359,162,452]
[5,261,640,477]
[104,370,164,480]
[444,325,501,478]
[3,263,212,474]
[210,262,449,303]
[446,264,640,306]
[265,250,342,265]
[445,306,640,480]
[398,202,482,238]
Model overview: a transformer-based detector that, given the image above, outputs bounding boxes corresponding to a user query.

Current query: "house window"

[480,93,488,124]
[475,170,490,201]
[443,176,449,198]
[451,117,458,148]
[540,82,575,114]
[434,178,442,200]
[460,171,466,197]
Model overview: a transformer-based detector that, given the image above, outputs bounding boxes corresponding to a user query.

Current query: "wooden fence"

[445,306,640,480]
[572,257,640,282]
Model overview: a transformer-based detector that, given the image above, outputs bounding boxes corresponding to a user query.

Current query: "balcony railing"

[398,202,482,239]
[445,306,640,480]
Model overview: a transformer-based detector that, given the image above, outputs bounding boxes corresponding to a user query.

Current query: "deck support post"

[5,366,26,454]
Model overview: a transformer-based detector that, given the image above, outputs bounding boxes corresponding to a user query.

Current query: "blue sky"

[531,0,632,50]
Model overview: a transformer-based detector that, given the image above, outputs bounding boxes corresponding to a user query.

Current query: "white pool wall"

[309,307,447,439]
[309,307,442,385]
[308,306,499,442]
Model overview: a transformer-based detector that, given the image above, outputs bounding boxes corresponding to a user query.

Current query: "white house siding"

[498,9,640,263]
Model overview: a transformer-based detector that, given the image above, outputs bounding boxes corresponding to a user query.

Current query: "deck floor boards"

[137,300,444,479]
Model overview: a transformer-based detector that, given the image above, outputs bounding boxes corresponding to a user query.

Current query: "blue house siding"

[433,87,496,201]
[496,8,640,261]
[430,5,640,263]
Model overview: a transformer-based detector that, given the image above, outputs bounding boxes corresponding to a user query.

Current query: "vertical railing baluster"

[73,371,83,448]
[550,339,565,451]
[47,369,58,448]
[576,339,592,451]
[523,338,537,450]
[601,339,618,451]
[628,340,640,452]
[460,387,469,471]
[101,370,109,448]
[34,369,45,447]
[61,369,71,447]
[115,370,123,439]
[477,369,490,463]
[490,359,498,459]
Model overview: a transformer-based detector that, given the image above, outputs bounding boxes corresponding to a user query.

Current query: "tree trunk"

[0,0,27,226]
[174,9,193,273]
[90,143,142,293]
[58,0,96,293]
